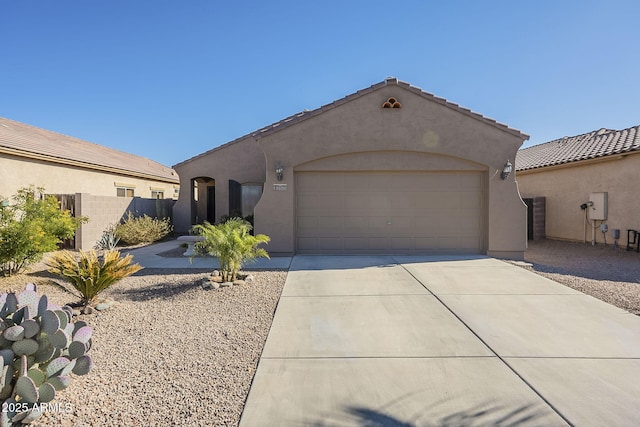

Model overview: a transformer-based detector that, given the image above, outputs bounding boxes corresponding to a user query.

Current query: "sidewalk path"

[123,239,292,269]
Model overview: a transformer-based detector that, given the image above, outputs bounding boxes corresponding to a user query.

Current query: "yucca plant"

[45,250,143,306]
[94,224,120,251]
[192,218,270,282]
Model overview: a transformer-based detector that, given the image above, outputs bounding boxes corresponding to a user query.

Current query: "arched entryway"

[191,177,215,225]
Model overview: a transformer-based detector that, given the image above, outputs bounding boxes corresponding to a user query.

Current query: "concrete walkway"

[240,255,640,427]
[123,239,292,269]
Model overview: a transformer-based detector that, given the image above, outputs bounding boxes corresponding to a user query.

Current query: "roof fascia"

[1,147,179,184]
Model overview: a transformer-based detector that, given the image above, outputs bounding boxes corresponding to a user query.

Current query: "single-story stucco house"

[0,117,180,200]
[516,125,640,248]
[173,78,530,259]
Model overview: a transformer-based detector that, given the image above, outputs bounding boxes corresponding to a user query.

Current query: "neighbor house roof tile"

[516,125,640,171]
[0,117,178,183]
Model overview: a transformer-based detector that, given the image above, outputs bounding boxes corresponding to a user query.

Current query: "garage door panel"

[344,238,367,251]
[296,172,484,254]
[459,192,483,209]
[415,237,439,250]
[458,173,483,189]
[344,194,368,210]
[319,238,342,251]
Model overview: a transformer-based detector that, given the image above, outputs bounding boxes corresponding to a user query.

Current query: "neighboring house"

[173,78,529,259]
[0,117,180,249]
[516,125,640,247]
[0,117,179,200]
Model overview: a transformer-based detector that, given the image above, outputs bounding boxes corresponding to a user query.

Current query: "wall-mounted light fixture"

[501,160,512,180]
[0,200,8,208]
[275,162,284,181]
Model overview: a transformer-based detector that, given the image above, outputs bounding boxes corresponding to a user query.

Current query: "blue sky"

[2,1,638,167]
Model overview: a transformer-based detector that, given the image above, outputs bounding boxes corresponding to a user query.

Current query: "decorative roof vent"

[382,97,402,109]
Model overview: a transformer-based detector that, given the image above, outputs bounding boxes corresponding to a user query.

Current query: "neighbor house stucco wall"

[0,154,179,200]
[517,152,640,246]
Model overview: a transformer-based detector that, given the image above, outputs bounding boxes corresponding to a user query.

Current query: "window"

[151,190,164,199]
[241,184,263,218]
[117,187,135,197]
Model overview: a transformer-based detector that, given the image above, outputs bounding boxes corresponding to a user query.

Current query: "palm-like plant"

[46,250,143,306]
[192,218,270,282]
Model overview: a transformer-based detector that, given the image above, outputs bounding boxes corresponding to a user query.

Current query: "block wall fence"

[72,193,175,249]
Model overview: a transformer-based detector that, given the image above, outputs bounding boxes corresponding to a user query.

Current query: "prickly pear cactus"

[0,284,93,426]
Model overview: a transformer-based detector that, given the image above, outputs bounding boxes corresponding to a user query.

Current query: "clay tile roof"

[516,125,640,171]
[0,117,178,183]
[175,77,528,167]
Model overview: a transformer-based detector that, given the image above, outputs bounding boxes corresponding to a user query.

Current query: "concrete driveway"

[240,255,640,427]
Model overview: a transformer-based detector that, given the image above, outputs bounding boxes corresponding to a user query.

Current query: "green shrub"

[115,212,173,245]
[46,250,142,306]
[0,186,86,276]
[193,218,270,282]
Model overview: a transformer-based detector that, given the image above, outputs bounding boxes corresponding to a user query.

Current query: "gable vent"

[382,97,402,109]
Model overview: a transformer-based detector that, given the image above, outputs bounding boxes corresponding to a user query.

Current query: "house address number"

[273,184,287,191]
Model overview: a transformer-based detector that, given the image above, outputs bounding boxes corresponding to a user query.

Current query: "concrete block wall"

[74,194,175,249]
[75,193,132,250]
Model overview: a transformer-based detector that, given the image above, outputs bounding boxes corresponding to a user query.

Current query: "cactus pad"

[16,375,39,403]
[72,355,93,376]
[12,339,39,356]
[3,325,25,341]
[47,375,71,391]
[49,329,70,349]
[40,310,60,335]
[21,319,40,339]
[38,382,56,403]
[45,356,70,378]
[68,341,88,359]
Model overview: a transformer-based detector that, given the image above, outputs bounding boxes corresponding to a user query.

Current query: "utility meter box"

[589,192,608,220]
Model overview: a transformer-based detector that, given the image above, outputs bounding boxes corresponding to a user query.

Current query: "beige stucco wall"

[517,153,640,246]
[173,137,266,232]
[174,82,527,258]
[0,154,179,200]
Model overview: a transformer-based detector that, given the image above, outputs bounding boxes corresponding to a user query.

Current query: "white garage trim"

[296,171,486,254]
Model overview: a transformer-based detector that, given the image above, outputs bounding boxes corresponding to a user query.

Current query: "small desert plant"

[94,224,120,251]
[193,218,270,282]
[115,212,172,245]
[0,284,93,426]
[46,250,142,306]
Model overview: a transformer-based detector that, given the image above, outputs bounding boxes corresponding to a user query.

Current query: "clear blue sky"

[2,1,638,167]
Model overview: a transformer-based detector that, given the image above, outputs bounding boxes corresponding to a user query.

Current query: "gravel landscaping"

[513,239,640,315]
[0,263,287,426]
[0,238,638,426]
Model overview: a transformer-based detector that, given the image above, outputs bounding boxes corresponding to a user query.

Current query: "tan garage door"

[296,171,484,254]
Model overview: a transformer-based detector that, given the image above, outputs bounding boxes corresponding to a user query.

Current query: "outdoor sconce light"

[0,200,8,208]
[501,160,512,180]
[275,162,284,181]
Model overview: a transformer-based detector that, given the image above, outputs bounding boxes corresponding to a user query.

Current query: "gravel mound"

[0,267,286,426]
[514,239,640,315]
